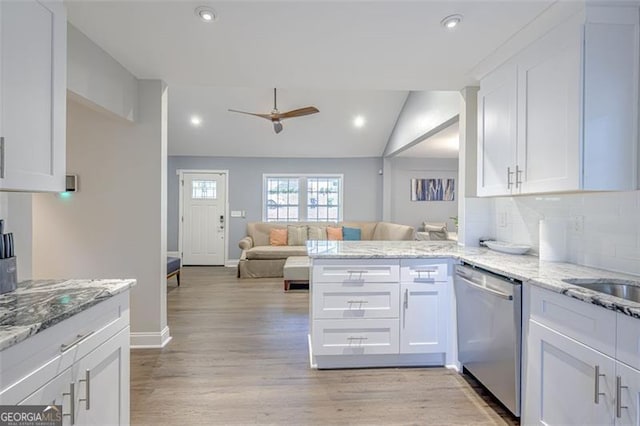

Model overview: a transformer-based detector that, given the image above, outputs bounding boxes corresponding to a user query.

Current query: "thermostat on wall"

[65,174,78,192]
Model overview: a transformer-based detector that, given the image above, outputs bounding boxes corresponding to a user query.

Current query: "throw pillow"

[326,226,343,241]
[342,226,361,241]
[308,225,328,240]
[287,225,308,246]
[269,228,288,246]
[423,221,448,232]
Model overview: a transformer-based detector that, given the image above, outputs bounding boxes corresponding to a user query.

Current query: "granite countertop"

[307,240,640,319]
[0,279,136,352]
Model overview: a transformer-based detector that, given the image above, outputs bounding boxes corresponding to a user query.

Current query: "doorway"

[178,170,228,265]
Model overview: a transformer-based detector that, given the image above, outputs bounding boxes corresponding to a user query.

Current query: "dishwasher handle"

[455,271,513,300]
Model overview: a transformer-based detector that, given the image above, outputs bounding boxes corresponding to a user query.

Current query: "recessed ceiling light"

[354,115,366,128]
[190,115,202,126]
[195,6,217,23]
[441,14,463,30]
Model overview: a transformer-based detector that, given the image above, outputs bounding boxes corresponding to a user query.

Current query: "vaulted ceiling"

[66,0,553,157]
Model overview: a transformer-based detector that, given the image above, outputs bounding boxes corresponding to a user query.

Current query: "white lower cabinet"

[0,292,131,425]
[525,320,616,425]
[75,326,130,425]
[310,258,451,368]
[524,285,640,426]
[400,281,447,354]
[615,362,640,426]
[19,368,74,426]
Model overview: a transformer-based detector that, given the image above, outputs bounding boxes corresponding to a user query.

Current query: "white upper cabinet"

[477,63,518,196]
[0,0,66,192]
[477,5,639,197]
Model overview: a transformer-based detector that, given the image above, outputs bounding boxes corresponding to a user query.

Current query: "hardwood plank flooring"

[131,267,519,425]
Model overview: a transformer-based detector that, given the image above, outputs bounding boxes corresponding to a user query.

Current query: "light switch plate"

[231,210,243,218]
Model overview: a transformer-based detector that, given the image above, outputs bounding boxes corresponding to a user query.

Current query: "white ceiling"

[169,87,408,157]
[397,120,459,159]
[65,0,553,157]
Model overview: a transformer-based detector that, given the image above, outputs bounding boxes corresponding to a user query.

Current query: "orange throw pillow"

[327,226,343,241]
[269,228,288,246]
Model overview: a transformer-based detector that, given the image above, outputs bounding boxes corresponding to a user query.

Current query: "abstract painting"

[410,178,455,201]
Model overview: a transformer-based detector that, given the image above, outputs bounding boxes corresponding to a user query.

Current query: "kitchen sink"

[562,279,640,303]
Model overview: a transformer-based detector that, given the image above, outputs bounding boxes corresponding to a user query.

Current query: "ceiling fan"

[228,88,319,134]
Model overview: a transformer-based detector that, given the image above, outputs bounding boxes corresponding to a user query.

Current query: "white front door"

[182,172,226,265]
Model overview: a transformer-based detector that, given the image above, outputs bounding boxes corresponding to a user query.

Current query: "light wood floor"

[131,267,519,425]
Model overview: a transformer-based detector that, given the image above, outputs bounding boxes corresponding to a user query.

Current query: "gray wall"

[389,157,459,231]
[168,156,384,259]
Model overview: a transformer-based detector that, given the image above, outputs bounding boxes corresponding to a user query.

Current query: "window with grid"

[263,174,343,222]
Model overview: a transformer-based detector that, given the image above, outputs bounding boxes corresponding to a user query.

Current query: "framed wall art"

[410,178,455,201]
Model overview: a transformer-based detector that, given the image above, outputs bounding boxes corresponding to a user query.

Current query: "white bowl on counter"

[485,241,531,255]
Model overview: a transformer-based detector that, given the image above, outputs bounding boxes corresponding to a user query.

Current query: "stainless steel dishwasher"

[454,263,522,417]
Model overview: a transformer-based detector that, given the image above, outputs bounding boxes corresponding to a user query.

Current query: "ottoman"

[283,256,310,291]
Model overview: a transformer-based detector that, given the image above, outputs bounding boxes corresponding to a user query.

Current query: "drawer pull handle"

[347,336,368,341]
[616,376,628,418]
[347,300,368,304]
[79,369,91,410]
[60,331,94,353]
[63,383,75,425]
[346,270,369,280]
[594,365,606,404]
[415,268,436,280]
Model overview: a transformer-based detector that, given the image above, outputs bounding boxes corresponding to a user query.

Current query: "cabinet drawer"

[0,292,130,404]
[400,259,449,282]
[528,285,616,357]
[313,259,399,283]
[312,319,399,355]
[312,283,399,319]
[617,313,640,370]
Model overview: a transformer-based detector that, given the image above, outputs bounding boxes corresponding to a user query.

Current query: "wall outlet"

[498,211,508,228]
[570,215,584,235]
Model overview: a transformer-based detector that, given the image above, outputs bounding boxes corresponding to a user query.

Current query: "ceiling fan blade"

[228,109,273,120]
[273,120,283,134]
[275,106,320,120]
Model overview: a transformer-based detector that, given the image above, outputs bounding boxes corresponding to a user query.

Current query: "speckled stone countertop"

[0,279,136,351]
[307,240,640,319]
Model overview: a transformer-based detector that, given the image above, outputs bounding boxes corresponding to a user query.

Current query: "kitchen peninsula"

[307,240,640,423]
[0,279,134,424]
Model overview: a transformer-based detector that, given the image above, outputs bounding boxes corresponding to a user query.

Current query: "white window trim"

[262,173,344,222]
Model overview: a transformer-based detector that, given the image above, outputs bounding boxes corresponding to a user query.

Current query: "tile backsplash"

[492,191,640,276]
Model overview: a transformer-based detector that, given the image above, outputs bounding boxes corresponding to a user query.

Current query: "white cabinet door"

[75,326,130,426]
[524,320,615,426]
[20,367,74,426]
[0,0,66,192]
[516,15,582,194]
[400,282,447,354]
[616,362,640,426]
[477,62,517,197]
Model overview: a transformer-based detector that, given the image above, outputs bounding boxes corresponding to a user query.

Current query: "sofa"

[238,221,415,278]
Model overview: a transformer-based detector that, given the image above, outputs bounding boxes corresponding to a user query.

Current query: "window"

[192,180,217,199]
[263,174,343,222]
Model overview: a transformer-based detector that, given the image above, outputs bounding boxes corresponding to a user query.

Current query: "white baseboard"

[167,251,180,258]
[225,259,240,268]
[130,326,172,349]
